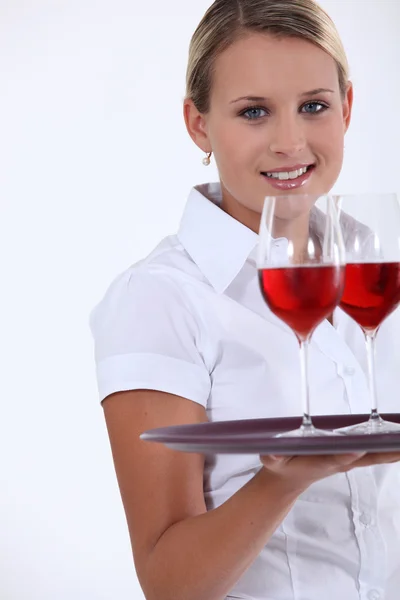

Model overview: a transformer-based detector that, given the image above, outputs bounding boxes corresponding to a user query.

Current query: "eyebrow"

[230,88,335,104]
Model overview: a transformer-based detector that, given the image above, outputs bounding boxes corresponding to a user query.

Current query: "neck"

[219,184,261,234]
[219,183,312,261]
[273,214,312,263]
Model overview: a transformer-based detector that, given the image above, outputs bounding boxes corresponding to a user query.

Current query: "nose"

[269,115,306,156]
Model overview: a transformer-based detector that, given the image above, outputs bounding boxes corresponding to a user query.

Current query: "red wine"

[259,265,345,340]
[340,262,400,332]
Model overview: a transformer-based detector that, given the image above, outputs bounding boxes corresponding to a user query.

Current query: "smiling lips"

[261,163,316,190]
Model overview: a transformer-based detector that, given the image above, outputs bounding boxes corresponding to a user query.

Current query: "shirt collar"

[177,182,258,294]
[177,182,327,294]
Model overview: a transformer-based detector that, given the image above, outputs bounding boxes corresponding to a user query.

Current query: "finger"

[351,452,400,468]
[312,452,367,469]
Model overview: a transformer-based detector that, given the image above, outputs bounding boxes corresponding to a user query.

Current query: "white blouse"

[89,182,400,600]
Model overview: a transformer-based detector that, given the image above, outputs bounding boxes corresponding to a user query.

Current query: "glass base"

[336,415,400,435]
[277,422,342,438]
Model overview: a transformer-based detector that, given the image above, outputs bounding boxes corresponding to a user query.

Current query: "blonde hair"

[186,0,349,113]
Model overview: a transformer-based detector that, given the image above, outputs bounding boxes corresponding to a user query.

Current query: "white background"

[1,0,399,598]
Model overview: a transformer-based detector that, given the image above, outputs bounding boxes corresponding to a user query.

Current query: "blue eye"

[241,107,268,120]
[301,101,328,114]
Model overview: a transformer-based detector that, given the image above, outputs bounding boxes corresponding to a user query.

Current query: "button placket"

[344,365,356,377]
[335,360,370,415]
[347,469,386,599]
[367,590,381,600]
[360,512,373,527]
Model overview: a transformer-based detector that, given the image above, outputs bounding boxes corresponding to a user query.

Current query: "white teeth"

[265,166,309,180]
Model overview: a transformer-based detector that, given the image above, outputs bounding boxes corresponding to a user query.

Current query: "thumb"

[262,454,293,469]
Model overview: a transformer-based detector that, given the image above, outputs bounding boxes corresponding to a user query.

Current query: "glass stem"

[365,331,379,421]
[299,338,313,430]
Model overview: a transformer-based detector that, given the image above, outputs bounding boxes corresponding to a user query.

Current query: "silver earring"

[202,151,212,166]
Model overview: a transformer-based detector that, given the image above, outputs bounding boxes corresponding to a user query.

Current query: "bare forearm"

[142,467,300,600]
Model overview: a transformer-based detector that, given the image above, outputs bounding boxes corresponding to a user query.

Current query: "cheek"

[315,116,345,161]
[211,120,263,167]
[314,123,344,189]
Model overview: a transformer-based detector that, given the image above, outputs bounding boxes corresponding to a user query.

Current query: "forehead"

[211,33,339,101]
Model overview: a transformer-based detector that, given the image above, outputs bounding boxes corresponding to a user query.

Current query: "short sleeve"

[89,267,211,406]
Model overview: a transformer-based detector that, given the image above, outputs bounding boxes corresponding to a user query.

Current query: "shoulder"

[89,234,212,346]
[92,234,203,309]
[88,235,213,405]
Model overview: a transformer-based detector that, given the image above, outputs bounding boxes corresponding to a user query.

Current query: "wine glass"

[257,194,346,437]
[334,193,400,435]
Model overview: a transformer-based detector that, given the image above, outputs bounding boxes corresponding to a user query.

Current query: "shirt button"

[344,365,356,376]
[367,591,381,600]
[360,513,372,526]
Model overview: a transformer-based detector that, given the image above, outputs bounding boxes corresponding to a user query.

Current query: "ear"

[342,81,353,134]
[183,98,212,153]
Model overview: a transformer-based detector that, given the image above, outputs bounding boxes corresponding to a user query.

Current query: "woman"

[89,1,400,599]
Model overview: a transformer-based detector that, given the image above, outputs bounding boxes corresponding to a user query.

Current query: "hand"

[260,451,400,494]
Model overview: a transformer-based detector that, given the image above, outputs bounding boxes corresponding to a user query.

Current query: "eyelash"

[239,101,329,121]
